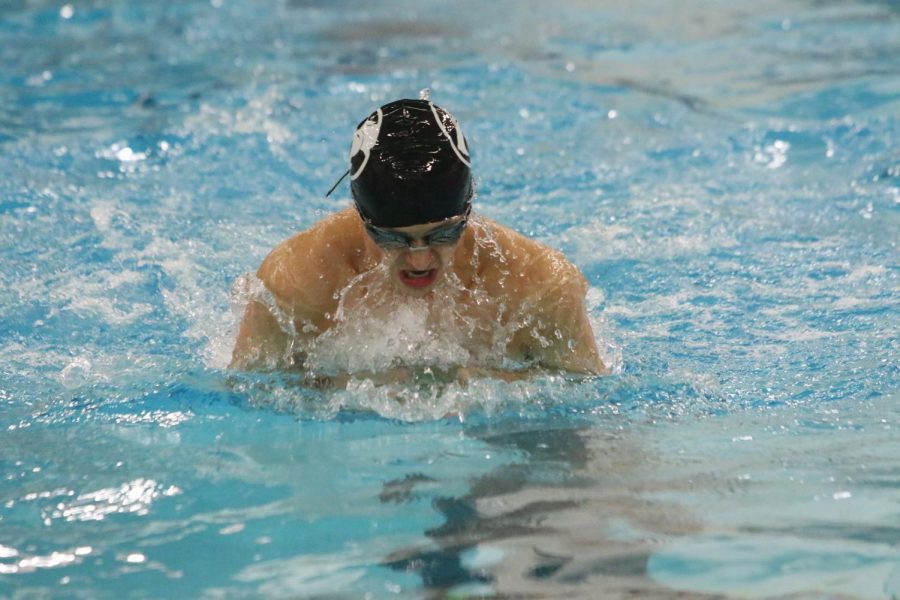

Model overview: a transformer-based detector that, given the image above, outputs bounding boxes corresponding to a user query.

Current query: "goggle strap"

[325,169,350,198]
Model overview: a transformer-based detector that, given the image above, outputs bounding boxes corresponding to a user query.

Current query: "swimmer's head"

[349,99,473,228]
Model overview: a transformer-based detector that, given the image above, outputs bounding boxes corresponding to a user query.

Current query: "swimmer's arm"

[544,300,608,375]
[305,366,542,388]
[231,234,336,371]
[454,366,545,383]
[514,279,608,376]
[230,299,293,371]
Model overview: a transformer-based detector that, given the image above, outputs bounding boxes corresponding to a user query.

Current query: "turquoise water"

[1,0,898,597]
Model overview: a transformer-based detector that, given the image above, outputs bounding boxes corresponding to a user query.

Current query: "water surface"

[1,0,898,597]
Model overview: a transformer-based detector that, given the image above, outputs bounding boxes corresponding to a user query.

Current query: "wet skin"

[230,207,606,377]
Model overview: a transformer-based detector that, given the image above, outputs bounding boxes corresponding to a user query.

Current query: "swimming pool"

[1,0,898,596]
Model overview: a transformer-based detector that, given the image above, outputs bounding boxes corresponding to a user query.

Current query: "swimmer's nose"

[404,244,434,269]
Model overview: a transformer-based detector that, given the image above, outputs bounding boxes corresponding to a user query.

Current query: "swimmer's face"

[362,212,469,295]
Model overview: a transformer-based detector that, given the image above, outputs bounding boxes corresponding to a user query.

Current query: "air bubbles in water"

[60,357,92,389]
[419,88,431,101]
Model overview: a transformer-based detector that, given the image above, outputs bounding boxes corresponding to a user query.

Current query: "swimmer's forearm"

[300,368,410,389]
[230,300,295,370]
[454,366,539,383]
[458,364,606,381]
[300,366,539,389]
[230,335,289,370]
[297,362,607,392]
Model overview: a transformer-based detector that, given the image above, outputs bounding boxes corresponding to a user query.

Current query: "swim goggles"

[361,206,471,250]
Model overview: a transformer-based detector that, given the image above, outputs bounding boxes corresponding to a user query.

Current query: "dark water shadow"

[380,417,722,598]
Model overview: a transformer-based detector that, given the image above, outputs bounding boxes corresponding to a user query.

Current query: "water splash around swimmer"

[225,216,621,421]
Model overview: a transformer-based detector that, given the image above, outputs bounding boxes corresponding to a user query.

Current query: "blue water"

[2,0,898,597]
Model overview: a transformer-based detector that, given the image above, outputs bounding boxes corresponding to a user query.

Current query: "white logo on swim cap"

[430,102,470,167]
[349,108,382,180]
[456,124,469,158]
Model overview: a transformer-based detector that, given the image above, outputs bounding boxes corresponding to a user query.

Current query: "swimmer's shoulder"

[257,207,364,311]
[476,217,588,295]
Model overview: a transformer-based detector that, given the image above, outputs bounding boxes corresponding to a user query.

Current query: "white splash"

[753,139,790,169]
[304,271,488,376]
[183,87,294,155]
[566,215,737,263]
[51,267,153,326]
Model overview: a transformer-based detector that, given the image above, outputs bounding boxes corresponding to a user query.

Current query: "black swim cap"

[349,99,473,228]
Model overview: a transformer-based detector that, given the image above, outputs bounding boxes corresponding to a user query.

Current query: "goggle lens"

[364,214,468,250]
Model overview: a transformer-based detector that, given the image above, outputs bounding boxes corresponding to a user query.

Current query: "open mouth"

[399,269,438,288]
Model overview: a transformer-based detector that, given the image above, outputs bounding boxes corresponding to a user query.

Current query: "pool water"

[2,0,898,597]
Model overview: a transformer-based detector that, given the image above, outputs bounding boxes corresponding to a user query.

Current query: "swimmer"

[231,98,607,382]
